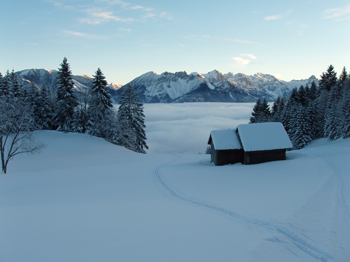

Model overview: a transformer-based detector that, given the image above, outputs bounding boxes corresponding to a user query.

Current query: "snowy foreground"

[1,103,350,262]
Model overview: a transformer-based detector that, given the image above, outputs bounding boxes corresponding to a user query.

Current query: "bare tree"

[0,98,44,174]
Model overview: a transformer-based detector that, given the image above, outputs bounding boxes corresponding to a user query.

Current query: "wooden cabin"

[208,122,292,166]
[236,122,292,165]
[208,129,243,166]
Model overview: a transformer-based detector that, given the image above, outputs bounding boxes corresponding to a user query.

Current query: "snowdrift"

[0,131,349,262]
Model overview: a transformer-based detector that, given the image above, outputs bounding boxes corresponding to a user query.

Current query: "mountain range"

[15,69,318,103]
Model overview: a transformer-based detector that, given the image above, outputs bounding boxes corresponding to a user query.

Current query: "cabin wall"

[210,141,243,166]
[244,149,286,165]
[210,141,216,164]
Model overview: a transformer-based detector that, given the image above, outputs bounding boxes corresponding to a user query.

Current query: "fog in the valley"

[144,103,254,154]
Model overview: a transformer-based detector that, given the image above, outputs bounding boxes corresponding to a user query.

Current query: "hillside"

[0,130,349,261]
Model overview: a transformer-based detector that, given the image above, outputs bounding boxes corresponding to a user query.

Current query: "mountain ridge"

[13,68,318,103]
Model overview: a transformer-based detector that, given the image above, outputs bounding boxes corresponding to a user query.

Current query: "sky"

[1,0,349,85]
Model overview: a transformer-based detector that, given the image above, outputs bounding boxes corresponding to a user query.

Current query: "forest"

[250,65,350,149]
[0,58,148,173]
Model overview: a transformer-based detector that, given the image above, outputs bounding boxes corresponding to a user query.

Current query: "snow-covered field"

[1,103,349,262]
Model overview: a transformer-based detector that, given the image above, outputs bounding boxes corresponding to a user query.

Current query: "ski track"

[155,155,334,262]
[322,158,350,220]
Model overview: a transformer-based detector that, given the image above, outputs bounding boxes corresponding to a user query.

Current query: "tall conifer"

[87,68,114,138]
[117,85,148,153]
[54,57,78,132]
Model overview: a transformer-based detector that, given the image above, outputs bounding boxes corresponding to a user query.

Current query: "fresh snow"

[1,103,349,262]
[237,122,293,151]
[209,129,242,150]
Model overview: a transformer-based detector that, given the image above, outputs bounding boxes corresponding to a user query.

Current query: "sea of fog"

[143,102,254,154]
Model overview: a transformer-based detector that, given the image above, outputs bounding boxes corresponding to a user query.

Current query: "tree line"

[250,65,349,149]
[0,57,148,173]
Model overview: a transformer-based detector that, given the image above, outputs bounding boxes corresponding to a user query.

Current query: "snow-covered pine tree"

[298,85,307,106]
[324,83,340,140]
[73,80,90,133]
[250,98,271,123]
[285,100,299,143]
[35,86,54,130]
[117,85,148,154]
[338,67,348,92]
[293,104,313,149]
[0,71,10,98]
[260,98,271,122]
[25,83,39,129]
[8,70,21,100]
[341,79,350,138]
[277,96,288,124]
[309,81,318,101]
[0,73,3,97]
[54,57,78,132]
[316,65,337,137]
[306,98,318,140]
[87,68,114,138]
[271,96,281,122]
[250,98,262,123]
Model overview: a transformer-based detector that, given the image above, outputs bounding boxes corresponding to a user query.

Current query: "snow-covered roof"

[208,129,242,150]
[237,122,292,152]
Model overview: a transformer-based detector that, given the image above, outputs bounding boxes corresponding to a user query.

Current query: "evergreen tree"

[87,68,114,138]
[306,98,318,139]
[271,96,281,122]
[54,57,78,132]
[284,100,299,142]
[277,96,288,123]
[35,86,54,130]
[290,88,300,104]
[249,98,271,123]
[293,105,313,149]
[8,70,21,99]
[309,81,318,101]
[27,83,39,129]
[117,85,148,154]
[250,98,262,123]
[316,65,338,137]
[341,80,350,138]
[298,85,307,106]
[338,67,348,90]
[261,98,271,122]
[0,73,3,97]
[0,71,10,98]
[323,85,337,139]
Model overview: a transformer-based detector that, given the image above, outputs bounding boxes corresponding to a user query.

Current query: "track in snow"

[155,155,334,262]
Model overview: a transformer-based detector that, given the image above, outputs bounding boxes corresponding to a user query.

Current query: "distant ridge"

[115,70,318,103]
[14,68,318,103]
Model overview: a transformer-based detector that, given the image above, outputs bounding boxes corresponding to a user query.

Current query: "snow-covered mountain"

[115,70,318,103]
[15,69,121,100]
[14,68,318,103]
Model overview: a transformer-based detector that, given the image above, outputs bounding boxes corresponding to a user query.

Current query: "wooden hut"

[208,129,243,166]
[236,122,292,165]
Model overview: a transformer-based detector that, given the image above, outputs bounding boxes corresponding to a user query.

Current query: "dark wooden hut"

[208,129,243,166]
[236,122,292,165]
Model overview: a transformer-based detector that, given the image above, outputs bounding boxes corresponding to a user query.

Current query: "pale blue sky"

[1,0,349,84]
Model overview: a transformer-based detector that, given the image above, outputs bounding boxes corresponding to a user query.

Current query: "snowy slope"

[0,107,349,262]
